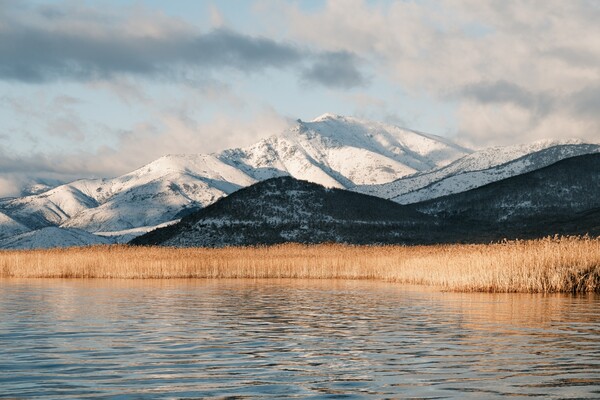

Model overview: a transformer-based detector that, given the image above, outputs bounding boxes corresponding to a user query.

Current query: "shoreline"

[1,237,599,293]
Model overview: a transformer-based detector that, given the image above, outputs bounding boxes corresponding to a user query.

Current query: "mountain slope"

[60,157,256,232]
[0,212,30,240]
[1,114,469,234]
[0,185,100,229]
[355,140,600,204]
[411,153,600,240]
[131,177,441,247]
[95,219,180,244]
[0,227,112,249]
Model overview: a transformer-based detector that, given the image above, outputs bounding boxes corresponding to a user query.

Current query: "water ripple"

[1,279,599,398]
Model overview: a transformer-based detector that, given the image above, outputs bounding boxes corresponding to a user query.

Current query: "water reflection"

[1,279,599,398]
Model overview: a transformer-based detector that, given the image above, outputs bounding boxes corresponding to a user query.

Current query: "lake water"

[1,279,599,399]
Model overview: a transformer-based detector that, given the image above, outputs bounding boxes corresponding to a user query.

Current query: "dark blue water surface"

[1,279,599,399]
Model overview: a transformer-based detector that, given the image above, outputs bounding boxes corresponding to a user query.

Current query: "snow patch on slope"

[96,219,180,243]
[0,211,30,240]
[0,227,112,249]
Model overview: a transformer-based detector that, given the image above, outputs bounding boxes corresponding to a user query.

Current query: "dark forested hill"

[131,176,442,246]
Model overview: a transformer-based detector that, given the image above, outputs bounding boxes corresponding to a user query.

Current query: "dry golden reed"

[1,236,599,293]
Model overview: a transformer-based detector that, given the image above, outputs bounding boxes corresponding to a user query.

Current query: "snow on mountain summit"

[296,114,470,174]
[248,114,470,187]
[310,112,341,122]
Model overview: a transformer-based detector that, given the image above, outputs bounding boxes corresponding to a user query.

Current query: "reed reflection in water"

[1,279,599,398]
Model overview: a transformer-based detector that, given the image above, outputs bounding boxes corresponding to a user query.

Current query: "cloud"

[0,1,369,89]
[456,80,556,123]
[0,26,302,83]
[87,77,152,105]
[0,176,21,198]
[459,81,537,109]
[45,117,86,141]
[301,51,367,89]
[112,107,291,163]
[275,0,600,146]
[570,85,600,119]
[0,147,99,197]
[1,93,88,142]
[0,108,291,197]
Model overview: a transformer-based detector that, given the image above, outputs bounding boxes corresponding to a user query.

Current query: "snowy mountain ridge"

[1,114,598,249]
[0,114,469,235]
[354,139,600,204]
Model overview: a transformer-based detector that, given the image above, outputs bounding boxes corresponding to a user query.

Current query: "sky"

[1,0,599,196]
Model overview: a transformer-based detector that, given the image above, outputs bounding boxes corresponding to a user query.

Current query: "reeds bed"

[1,237,599,293]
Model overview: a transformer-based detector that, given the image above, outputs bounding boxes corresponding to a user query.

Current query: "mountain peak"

[310,112,344,122]
[140,153,212,175]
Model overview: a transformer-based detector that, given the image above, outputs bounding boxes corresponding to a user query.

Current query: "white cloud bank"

[275,0,600,146]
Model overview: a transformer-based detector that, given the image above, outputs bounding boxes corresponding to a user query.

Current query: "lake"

[1,279,599,398]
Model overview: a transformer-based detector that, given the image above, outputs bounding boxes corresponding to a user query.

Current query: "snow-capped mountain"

[0,114,469,235]
[2,113,598,249]
[355,140,600,204]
